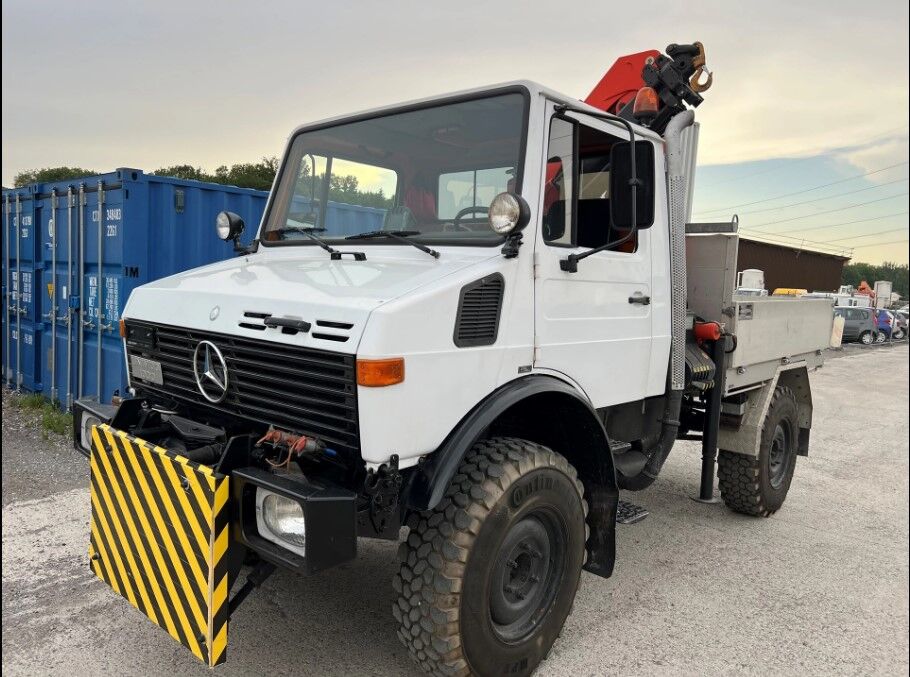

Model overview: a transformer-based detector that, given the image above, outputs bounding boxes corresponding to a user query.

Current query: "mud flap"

[88,424,232,667]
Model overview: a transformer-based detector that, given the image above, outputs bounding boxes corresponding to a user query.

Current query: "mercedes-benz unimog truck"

[74,42,834,676]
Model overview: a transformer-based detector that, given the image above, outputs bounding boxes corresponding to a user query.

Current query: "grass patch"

[12,392,46,411]
[41,402,73,436]
[8,392,73,437]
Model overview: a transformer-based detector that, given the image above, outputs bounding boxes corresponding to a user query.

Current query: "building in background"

[737,238,850,293]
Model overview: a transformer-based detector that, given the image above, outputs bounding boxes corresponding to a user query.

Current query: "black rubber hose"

[641,388,683,480]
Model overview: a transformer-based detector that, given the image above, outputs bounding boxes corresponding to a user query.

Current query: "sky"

[2,0,908,264]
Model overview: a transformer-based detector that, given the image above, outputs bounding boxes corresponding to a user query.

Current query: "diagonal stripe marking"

[133,439,210,597]
[89,447,140,610]
[105,431,183,644]
[94,429,160,626]
[127,439,210,646]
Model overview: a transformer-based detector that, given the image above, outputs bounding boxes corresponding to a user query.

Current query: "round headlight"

[261,492,306,547]
[488,192,522,234]
[215,211,233,240]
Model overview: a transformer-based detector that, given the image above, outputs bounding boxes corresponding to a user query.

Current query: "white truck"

[74,43,834,676]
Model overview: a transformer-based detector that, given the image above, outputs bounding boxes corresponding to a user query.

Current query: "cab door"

[533,110,654,408]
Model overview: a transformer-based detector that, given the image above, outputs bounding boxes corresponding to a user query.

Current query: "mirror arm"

[501,231,523,259]
[233,237,258,256]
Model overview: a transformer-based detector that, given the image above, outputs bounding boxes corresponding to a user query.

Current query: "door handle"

[628,294,651,306]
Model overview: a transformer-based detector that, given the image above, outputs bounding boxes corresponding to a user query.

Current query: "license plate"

[130,355,164,385]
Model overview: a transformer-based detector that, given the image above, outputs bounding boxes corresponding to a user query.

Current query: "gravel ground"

[2,344,908,676]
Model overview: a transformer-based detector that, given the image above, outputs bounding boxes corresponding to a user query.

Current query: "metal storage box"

[3,169,268,407]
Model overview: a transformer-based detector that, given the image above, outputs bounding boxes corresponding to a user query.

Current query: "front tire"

[393,438,587,677]
[717,386,799,517]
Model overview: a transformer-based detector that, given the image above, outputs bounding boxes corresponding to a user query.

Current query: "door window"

[542,116,637,252]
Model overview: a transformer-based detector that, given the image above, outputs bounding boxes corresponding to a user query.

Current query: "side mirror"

[609,141,655,229]
[216,211,245,242]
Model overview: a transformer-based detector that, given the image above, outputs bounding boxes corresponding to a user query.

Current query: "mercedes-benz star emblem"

[192,340,229,403]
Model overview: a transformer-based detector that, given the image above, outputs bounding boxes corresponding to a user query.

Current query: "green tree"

[14,166,99,187]
[842,261,909,299]
[152,156,279,191]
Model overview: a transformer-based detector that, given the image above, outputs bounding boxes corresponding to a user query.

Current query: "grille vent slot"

[454,274,504,347]
[312,319,354,343]
[239,311,271,331]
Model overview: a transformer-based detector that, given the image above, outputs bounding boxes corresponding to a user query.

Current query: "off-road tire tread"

[392,437,587,677]
[717,386,796,517]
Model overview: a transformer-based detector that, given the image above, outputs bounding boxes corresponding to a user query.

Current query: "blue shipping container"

[2,168,268,407]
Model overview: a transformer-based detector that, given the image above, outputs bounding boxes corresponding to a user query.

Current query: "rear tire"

[393,437,588,677]
[875,331,886,344]
[859,331,873,345]
[717,386,799,517]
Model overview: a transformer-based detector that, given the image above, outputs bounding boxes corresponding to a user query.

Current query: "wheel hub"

[768,422,791,488]
[489,512,564,643]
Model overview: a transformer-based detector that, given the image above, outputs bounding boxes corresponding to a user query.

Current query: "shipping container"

[2,169,269,407]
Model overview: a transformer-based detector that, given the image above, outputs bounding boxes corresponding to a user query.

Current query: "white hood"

[124,246,498,351]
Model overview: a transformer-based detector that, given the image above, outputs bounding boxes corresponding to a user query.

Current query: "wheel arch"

[402,374,619,578]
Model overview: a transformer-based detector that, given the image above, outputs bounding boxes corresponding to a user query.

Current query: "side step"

[616,500,649,525]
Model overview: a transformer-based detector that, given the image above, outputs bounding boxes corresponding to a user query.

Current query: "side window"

[542,118,574,245]
[542,116,637,252]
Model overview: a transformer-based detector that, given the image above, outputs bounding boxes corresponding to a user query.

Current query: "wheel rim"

[489,510,566,644]
[768,422,792,489]
[861,333,872,344]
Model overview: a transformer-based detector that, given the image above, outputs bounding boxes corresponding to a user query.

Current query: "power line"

[822,227,909,243]
[694,161,909,215]
[767,210,910,235]
[739,229,854,256]
[744,192,908,229]
[732,177,908,216]
[852,238,909,249]
[697,124,910,189]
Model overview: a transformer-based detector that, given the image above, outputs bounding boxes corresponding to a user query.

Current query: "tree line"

[12,159,392,210]
[842,262,908,299]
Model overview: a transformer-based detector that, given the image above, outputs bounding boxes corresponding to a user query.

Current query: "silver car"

[834,306,878,345]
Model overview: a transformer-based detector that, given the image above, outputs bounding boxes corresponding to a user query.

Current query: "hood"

[124,247,498,351]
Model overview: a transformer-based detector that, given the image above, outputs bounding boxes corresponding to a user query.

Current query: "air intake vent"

[239,311,271,331]
[312,319,354,343]
[454,274,504,347]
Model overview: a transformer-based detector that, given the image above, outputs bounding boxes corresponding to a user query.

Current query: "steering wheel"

[451,206,489,232]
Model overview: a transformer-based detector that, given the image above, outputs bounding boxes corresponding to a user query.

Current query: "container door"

[78,182,129,403]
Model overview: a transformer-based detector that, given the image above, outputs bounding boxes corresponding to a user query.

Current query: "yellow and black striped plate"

[88,423,231,666]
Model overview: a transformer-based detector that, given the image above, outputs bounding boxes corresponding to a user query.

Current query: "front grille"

[126,322,358,452]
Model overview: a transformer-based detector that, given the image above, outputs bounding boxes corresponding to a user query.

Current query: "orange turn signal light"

[357,358,405,387]
[632,86,660,119]
[119,319,127,338]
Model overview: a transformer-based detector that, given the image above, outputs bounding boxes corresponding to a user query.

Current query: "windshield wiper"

[273,226,367,261]
[273,226,338,254]
[345,230,440,259]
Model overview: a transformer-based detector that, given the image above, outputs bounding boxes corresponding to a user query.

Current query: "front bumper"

[84,412,359,667]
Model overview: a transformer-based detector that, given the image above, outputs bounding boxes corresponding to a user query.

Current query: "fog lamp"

[488,192,530,235]
[256,489,306,553]
[81,414,102,453]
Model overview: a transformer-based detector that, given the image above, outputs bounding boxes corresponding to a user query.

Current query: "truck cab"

[74,47,833,677]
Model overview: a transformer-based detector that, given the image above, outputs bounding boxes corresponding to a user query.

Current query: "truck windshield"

[262,92,527,246]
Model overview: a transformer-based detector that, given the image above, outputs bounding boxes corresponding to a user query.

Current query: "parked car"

[875,309,896,343]
[834,306,878,345]
[893,310,908,340]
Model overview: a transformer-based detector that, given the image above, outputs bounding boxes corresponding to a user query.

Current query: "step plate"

[616,500,649,525]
